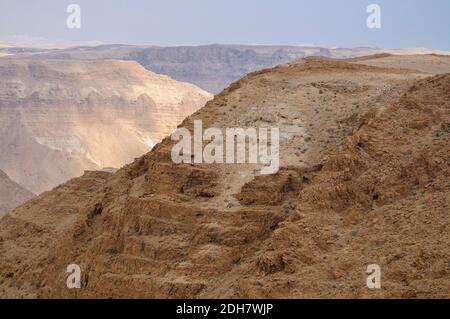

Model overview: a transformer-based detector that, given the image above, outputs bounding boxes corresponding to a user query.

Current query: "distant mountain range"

[1,54,448,298]
[3,44,449,93]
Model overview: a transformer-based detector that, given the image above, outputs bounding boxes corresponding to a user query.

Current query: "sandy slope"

[354,53,450,75]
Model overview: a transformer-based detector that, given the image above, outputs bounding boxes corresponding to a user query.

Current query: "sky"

[0,0,449,50]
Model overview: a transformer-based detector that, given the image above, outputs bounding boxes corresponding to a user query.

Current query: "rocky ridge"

[0,55,448,298]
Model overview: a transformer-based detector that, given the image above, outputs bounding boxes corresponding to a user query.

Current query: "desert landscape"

[0,52,448,298]
[3,44,449,93]
[0,0,449,309]
[0,57,211,193]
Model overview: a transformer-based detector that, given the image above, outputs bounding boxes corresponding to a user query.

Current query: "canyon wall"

[0,58,212,193]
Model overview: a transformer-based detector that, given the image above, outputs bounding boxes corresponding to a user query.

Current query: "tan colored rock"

[0,55,448,298]
[0,58,212,193]
[0,170,34,217]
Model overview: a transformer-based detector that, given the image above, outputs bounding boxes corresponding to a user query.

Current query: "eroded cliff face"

[0,55,448,298]
[0,58,212,193]
[0,170,34,217]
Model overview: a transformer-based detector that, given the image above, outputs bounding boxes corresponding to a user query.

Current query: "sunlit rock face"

[0,58,212,193]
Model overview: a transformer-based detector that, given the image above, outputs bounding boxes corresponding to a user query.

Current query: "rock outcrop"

[0,55,448,298]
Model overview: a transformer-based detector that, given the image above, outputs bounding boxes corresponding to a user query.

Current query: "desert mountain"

[0,58,212,194]
[0,170,34,218]
[4,44,449,93]
[0,54,448,298]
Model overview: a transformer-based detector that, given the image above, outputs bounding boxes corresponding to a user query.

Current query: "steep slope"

[7,44,448,93]
[0,58,212,193]
[0,170,34,218]
[0,56,448,298]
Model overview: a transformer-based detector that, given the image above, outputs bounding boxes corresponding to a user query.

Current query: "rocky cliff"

[0,170,34,217]
[0,58,212,193]
[0,55,448,298]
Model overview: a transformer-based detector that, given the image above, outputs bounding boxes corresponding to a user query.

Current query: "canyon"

[4,44,449,93]
[0,53,448,298]
[0,58,211,194]
[0,170,34,217]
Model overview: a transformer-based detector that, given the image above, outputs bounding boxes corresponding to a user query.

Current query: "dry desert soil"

[0,54,449,298]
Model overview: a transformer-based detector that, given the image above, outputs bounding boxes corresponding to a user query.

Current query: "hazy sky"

[0,0,449,49]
